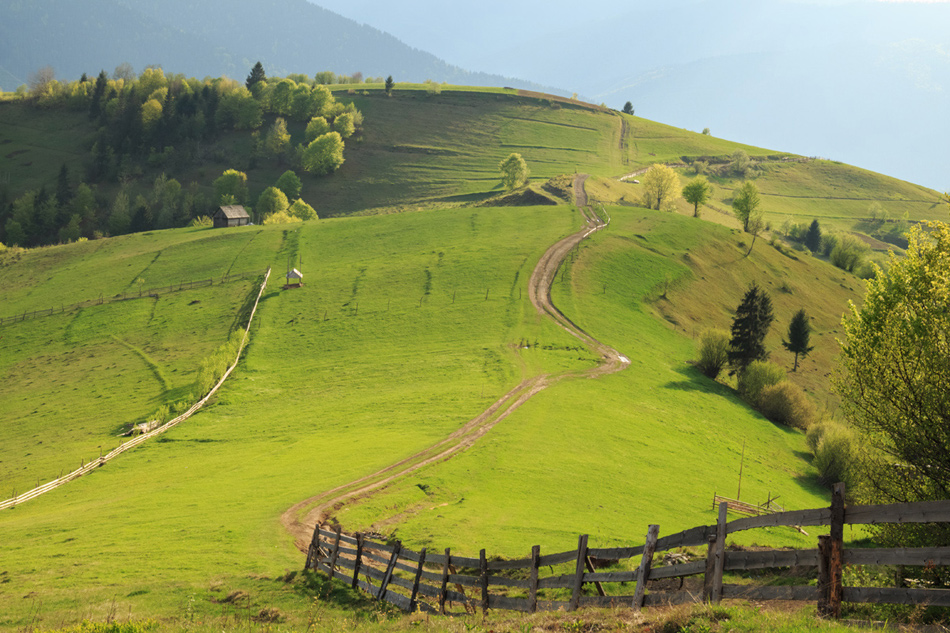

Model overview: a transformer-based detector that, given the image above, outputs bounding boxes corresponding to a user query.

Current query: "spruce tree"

[385,75,395,96]
[782,308,814,371]
[805,219,822,253]
[728,283,774,375]
[246,61,266,90]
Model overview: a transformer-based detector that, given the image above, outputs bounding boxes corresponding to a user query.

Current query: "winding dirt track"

[280,175,630,551]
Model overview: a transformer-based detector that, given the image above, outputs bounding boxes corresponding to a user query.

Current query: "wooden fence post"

[305,526,320,570]
[703,534,717,601]
[569,534,589,611]
[377,541,402,601]
[817,534,831,616]
[439,547,451,614]
[409,547,427,612]
[351,534,364,589]
[528,545,541,613]
[479,548,489,616]
[711,502,728,603]
[328,525,343,580]
[830,483,846,617]
[632,524,660,609]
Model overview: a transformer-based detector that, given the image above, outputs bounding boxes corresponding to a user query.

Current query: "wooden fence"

[0,269,266,327]
[0,268,271,511]
[306,484,950,618]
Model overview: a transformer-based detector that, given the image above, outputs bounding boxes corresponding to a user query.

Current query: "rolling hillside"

[0,86,944,629]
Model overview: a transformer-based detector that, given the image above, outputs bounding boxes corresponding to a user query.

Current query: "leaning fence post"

[377,541,402,602]
[439,547,451,614]
[351,534,364,589]
[703,533,717,601]
[479,548,489,616]
[305,526,320,571]
[632,524,660,609]
[328,525,343,580]
[409,547,427,613]
[528,545,541,613]
[819,483,846,618]
[711,502,728,603]
[569,534,589,611]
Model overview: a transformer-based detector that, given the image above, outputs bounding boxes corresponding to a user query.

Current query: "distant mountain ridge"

[0,0,558,94]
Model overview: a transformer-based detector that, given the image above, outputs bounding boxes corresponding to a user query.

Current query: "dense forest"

[0,64,363,247]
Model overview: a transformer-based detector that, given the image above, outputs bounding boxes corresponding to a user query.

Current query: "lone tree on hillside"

[836,219,950,551]
[682,176,712,217]
[732,181,762,233]
[385,75,395,96]
[246,61,266,90]
[728,283,774,375]
[639,164,681,211]
[499,153,529,189]
[782,308,814,371]
[622,101,634,115]
[805,219,822,253]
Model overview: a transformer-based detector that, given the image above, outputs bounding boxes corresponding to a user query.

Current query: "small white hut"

[285,268,303,287]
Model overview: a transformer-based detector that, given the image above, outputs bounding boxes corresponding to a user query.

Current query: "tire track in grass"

[281,175,630,550]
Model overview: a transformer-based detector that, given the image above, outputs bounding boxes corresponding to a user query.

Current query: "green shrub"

[737,361,785,405]
[188,215,212,227]
[830,234,870,273]
[757,381,816,430]
[695,328,730,379]
[820,233,839,256]
[811,420,863,490]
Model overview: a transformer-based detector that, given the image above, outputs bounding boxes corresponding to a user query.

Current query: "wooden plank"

[377,542,402,601]
[488,558,533,571]
[383,590,412,612]
[401,549,422,563]
[317,528,358,546]
[644,590,703,607]
[416,582,442,600]
[649,560,707,580]
[386,574,415,591]
[362,540,396,555]
[845,500,950,526]
[585,556,607,597]
[843,587,950,607]
[447,555,481,568]
[569,534,589,612]
[391,559,418,575]
[584,570,639,583]
[725,549,820,571]
[632,525,659,609]
[356,578,380,597]
[444,588,474,604]
[538,550,579,566]
[655,525,714,551]
[703,535,716,601]
[711,503,728,603]
[727,508,830,533]
[722,584,817,602]
[529,545,540,614]
[361,565,386,582]
[486,575,530,589]
[844,547,950,567]
[439,548,450,615]
[419,569,443,584]
[580,595,638,608]
[488,595,531,612]
[447,574,480,588]
[335,544,359,558]
[362,549,391,566]
[587,546,644,560]
[328,526,343,581]
[829,483,845,618]
[536,574,576,590]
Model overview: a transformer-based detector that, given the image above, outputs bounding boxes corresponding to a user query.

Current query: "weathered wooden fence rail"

[306,485,950,617]
[0,268,271,510]
[0,269,266,327]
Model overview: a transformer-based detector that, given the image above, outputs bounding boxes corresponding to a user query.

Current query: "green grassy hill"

[0,86,943,630]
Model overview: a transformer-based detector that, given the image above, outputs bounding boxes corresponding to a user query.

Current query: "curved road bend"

[281,174,630,551]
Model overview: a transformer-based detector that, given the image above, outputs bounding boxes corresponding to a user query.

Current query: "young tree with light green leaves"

[300,132,345,175]
[639,164,680,211]
[499,153,530,189]
[732,181,761,233]
[682,176,712,217]
[275,170,302,200]
[213,169,248,206]
[289,199,318,221]
[257,187,289,220]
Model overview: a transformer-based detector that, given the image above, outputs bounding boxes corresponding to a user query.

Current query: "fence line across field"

[0,268,271,511]
[307,484,950,618]
[0,269,267,327]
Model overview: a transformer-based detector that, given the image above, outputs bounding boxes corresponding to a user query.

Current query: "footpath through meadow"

[281,176,631,551]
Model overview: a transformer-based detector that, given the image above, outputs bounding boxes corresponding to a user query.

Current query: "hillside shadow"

[663,365,730,396]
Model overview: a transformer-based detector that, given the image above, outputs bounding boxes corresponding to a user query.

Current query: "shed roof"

[286,268,303,279]
[217,205,250,219]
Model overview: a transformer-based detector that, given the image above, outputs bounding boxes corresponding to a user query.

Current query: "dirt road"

[281,175,629,551]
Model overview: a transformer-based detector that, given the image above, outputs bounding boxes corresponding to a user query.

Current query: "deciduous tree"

[682,176,711,217]
[213,169,248,205]
[622,101,634,115]
[732,181,761,233]
[639,164,680,211]
[499,153,529,190]
[289,198,318,221]
[275,170,302,200]
[257,187,289,219]
[782,309,814,371]
[728,282,774,375]
[300,132,344,175]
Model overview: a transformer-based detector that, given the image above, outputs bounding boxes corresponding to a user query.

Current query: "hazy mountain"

[0,0,555,93]
[309,0,950,192]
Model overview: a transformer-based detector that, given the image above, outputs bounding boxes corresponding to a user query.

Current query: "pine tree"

[805,219,822,253]
[728,283,774,375]
[246,61,266,90]
[782,309,814,371]
[385,75,395,96]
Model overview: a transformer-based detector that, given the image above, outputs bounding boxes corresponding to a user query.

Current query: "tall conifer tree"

[728,283,774,374]
[783,309,814,371]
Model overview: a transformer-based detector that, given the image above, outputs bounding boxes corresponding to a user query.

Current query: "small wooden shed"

[213,205,251,228]
[285,268,303,287]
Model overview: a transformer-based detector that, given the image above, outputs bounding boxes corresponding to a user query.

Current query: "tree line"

[1,62,364,247]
